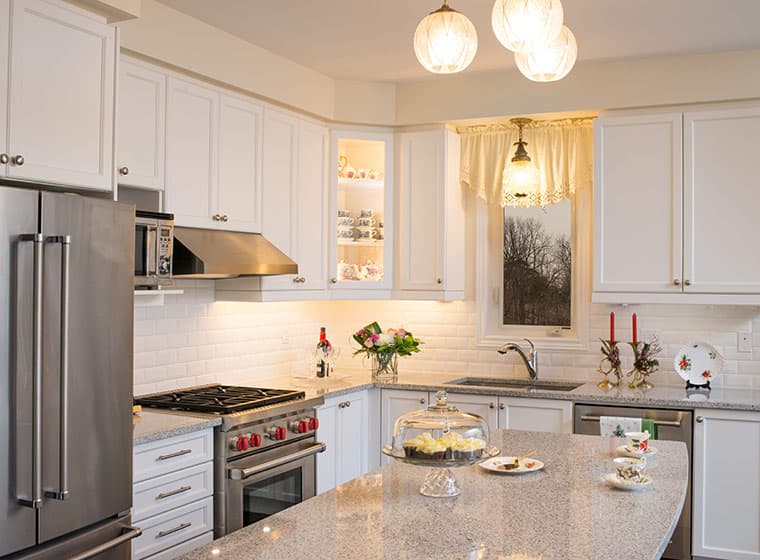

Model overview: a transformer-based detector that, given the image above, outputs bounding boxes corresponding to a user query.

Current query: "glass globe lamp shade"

[414,2,478,74]
[514,25,577,82]
[491,0,564,53]
[502,159,541,203]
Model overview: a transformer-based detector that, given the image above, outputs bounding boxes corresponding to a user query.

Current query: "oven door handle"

[579,415,682,428]
[229,442,327,480]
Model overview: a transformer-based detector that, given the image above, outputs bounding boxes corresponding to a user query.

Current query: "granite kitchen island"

[179,430,688,560]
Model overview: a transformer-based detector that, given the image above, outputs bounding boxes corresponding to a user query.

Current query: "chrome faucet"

[497,338,539,381]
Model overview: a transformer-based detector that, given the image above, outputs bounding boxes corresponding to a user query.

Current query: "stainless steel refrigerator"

[1,187,138,559]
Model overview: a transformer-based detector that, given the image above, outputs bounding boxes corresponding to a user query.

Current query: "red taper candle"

[632,313,638,344]
[609,311,615,342]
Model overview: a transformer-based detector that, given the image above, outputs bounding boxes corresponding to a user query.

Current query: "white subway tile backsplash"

[131,283,760,395]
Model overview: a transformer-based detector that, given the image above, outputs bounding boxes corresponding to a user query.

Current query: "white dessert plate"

[616,445,658,459]
[603,473,652,491]
[479,456,544,474]
[674,342,723,386]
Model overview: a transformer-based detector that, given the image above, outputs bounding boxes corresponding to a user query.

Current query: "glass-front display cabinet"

[330,129,393,293]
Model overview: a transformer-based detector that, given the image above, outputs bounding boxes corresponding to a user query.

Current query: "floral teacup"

[337,261,359,281]
[625,431,650,452]
[614,457,646,481]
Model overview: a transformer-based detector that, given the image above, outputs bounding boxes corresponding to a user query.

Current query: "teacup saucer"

[616,445,658,459]
[603,473,652,491]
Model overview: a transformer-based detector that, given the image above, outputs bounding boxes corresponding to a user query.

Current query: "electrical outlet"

[738,331,752,353]
[280,335,290,346]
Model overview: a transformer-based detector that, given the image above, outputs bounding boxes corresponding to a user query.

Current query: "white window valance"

[458,118,594,207]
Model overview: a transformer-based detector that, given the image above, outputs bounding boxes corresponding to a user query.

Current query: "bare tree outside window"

[503,200,572,327]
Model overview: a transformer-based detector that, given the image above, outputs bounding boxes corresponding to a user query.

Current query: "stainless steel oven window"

[243,469,303,525]
[134,224,148,277]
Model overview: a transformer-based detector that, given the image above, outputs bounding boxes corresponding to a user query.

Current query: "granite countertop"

[246,371,760,412]
[178,429,688,560]
[133,410,222,445]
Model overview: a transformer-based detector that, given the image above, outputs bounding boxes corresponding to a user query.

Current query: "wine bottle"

[316,327,331,378]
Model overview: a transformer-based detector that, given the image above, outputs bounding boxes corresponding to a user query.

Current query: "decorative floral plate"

[673,342,723,386]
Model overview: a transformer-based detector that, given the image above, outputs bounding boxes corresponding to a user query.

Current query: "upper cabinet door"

[684,107,760,294]
[260,108,298,289]
[0,0,8,177]
[294,120,329,290]
[217,94,263,233]
[593,113,683,293]
[165,76,218,229]
[117,58,166,191]
[6,0,115,191]
[397,130,444,291]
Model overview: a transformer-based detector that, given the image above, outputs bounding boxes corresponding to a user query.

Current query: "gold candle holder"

[626,340,662,389]
[598,339,623,388]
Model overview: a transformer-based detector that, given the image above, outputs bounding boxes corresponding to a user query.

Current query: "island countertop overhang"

[178,429,688,560]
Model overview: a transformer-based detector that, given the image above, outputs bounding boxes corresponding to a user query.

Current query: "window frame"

[475,185,592,352]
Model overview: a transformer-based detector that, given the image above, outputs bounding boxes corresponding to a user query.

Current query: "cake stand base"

[419,468,460,498]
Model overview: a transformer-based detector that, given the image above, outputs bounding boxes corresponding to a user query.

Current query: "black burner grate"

[135,385,306,414]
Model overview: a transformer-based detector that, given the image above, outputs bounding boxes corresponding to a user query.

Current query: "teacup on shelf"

[357,229,376,239]
[338,216,354,226]
[337,209,351,218]
[357,218,376,227]
[337,260,359,281]
[360,209,374,218]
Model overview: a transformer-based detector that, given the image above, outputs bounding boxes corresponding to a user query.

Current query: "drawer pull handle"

[156,522,191,539]
[156,485,192,500]
[156,449,192,461]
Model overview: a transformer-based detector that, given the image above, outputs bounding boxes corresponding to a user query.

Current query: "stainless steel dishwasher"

[574,404,693,560]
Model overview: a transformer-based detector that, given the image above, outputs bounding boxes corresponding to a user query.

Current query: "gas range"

[134,384,326,537]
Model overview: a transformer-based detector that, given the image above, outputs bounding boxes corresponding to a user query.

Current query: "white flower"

[376,333,395,346]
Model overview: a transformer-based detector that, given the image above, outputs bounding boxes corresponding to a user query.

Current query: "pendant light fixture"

[502,118,541,206]
[514,24,577,82]
[414,0,478,74]
[491,0,564,54]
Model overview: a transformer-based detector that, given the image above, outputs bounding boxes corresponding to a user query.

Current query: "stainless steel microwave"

[135,210,174,288]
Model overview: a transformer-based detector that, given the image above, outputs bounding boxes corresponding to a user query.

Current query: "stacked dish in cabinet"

[131,429,215,559]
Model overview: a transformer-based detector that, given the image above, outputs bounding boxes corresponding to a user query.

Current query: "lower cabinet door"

[498,398,573,433]
[316,399,339,494]
[380,389,428,465]
[336,392,368,486]
[131,497,213,560]
[693,409,760,560]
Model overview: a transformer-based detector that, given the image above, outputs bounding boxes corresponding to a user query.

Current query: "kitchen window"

[462,118,594,351]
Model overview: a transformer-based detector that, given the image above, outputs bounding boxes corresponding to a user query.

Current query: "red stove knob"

[276,426,287,440]
[298,420,308,433]
[249,433,262,447]
[236,436,249,451]
[308,417,319,431]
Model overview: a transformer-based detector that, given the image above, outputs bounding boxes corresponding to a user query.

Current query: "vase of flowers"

[353,322,422,381]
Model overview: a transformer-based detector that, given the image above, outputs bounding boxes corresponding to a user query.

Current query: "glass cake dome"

[382,390,499,497]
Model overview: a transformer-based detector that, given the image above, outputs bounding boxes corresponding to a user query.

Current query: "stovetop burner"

[135,384,306,414]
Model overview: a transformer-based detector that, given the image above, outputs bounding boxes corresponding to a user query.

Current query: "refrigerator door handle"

[68,526,142,560]
[45,235,71,501]
[17,234,44,509]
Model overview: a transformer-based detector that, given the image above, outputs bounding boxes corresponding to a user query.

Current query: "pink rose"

[356,328,366,337]
[397,328,407,337]
[364,338,373,348]
[370,333,380,342]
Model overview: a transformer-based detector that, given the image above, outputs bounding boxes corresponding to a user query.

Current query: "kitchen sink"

[445,377,582,392]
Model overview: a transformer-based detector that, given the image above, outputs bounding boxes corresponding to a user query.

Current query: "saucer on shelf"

[616,445,658,459]
[603,472,652,491]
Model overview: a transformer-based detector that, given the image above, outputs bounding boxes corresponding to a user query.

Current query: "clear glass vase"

[371,352,398,381]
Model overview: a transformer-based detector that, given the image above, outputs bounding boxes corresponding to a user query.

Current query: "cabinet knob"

[345,401,351,408]
[0,153,8,164]
[499,403,505,410]
[436,278,442,284]
[673,279,681,286]
[292,276,300,284]
[696,416,704,423]
[212,214,222,221]
[684,280,692,286]
[419,398,425,404]
[118,166,129,176]
[11,154,24,166]
[222,215,229,222]
[489,402,495,409]
[330,278,337,284]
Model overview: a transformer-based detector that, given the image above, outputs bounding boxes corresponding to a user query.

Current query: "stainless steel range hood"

[172,227,297,278]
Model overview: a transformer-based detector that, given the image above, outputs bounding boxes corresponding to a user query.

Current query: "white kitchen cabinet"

[693,409,760,560]
[593,113,683,295]
[316,391,369,494]
[594,105,760,304]
[165,76,218,229]
[436,392,498,434]
[132,428,214,560]
[380,389,428,465]
[397,127,464,300]
[217,93,263,233]
[0,0,8,168]
[117,57,166,190]
[684,107,760,294]
[4,0,116,191]
[497,397,573,433]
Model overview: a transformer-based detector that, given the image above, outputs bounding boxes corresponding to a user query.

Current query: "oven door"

[225,439,326,535]
[134,221,158,287]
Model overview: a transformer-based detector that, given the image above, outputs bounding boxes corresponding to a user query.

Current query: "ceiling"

[156,0,760,82]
